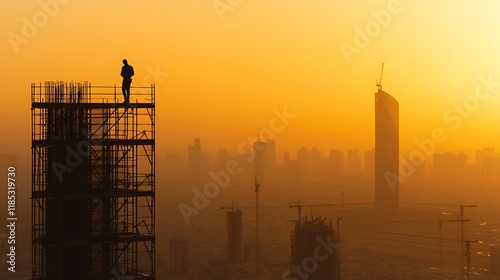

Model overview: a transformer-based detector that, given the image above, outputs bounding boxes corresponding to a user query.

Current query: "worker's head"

[123,59,128,65]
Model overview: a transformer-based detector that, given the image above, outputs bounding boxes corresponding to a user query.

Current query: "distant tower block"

[31,81,156,279]
[188,138,203,180]
[169,239,188,275]
[375,84,399,213]
[254,141,266,183]
[491,245,500,275]
[243,241,255,262]
[227,210,243,261]
[290,217,341,280]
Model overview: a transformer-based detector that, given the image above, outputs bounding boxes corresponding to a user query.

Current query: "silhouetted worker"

[121,59,134,103]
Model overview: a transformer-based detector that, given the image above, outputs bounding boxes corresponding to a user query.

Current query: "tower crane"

[403,202,477,277]
[288,201,338,226]
[459,205,477,277]
[465,240,479,280]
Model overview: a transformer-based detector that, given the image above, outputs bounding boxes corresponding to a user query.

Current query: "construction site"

[31,82,156,279]
[26,79,500,280]
[290,216,341,280]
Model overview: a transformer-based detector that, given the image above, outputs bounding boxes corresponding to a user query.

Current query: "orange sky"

[3,0,500,162]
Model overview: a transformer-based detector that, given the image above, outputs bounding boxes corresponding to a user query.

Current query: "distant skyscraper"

[309,148,329,183]
[346,149,362,182]
[310,148,322,163]
[330,149,344,183]
[169,239,188,275]
[284,152,290,163]
[465,163,481,194]
[475,147,498,165]
[202,151,210,176]
[363,148,375,183]
[252,139,277,183]
[188,138,203,179]
[265,139,276,181]
[284,152,303,183]
[236,148,254,181]
[289,217,341,279]
[375,88,399,212]
[226,209,243,261]
[216,149,230,170]
[433,152,467,193]
[481,157,500,194]
[403,158,426,189]
[254,141,266,183]
[297,147,311,182]
[475,148,500,194]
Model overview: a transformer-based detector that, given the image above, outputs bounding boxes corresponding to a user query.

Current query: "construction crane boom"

[289,202,340,225]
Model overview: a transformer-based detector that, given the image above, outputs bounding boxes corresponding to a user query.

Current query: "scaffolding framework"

[291,217,340,280]
[31,82,155,280]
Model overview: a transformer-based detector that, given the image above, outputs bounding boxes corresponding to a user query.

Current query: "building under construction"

[290,217,341,280]
[227,209,243,261]
[31,82,155,279]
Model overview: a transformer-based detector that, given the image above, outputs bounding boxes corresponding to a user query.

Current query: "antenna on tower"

[376,63,385,91]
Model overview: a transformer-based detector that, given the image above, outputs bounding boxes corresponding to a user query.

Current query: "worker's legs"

[122,79,131,103]
[121,80,127,102]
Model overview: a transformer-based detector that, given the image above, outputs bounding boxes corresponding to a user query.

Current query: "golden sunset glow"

[3,1,500,159]
[5,2,500,278]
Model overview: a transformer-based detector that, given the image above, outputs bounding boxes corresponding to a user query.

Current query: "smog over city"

[2,1,500,279]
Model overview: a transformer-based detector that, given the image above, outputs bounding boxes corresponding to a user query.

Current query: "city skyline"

[3,1,500,279]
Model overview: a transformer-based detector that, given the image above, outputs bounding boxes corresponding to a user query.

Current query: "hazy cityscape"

[4,125,500,278]
[170,139,500,198]
[4,1,500,279]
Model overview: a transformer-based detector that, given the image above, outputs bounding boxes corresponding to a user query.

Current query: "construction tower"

[290,216,341,280]
[31,82,155,279]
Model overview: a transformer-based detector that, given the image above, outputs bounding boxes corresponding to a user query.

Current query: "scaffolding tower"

[291,217,341,280]
[31,82,155,280]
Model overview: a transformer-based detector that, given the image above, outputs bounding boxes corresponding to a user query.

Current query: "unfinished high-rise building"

[31,82,155,279]
[290,217,340,280]
[226,209,243,261]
